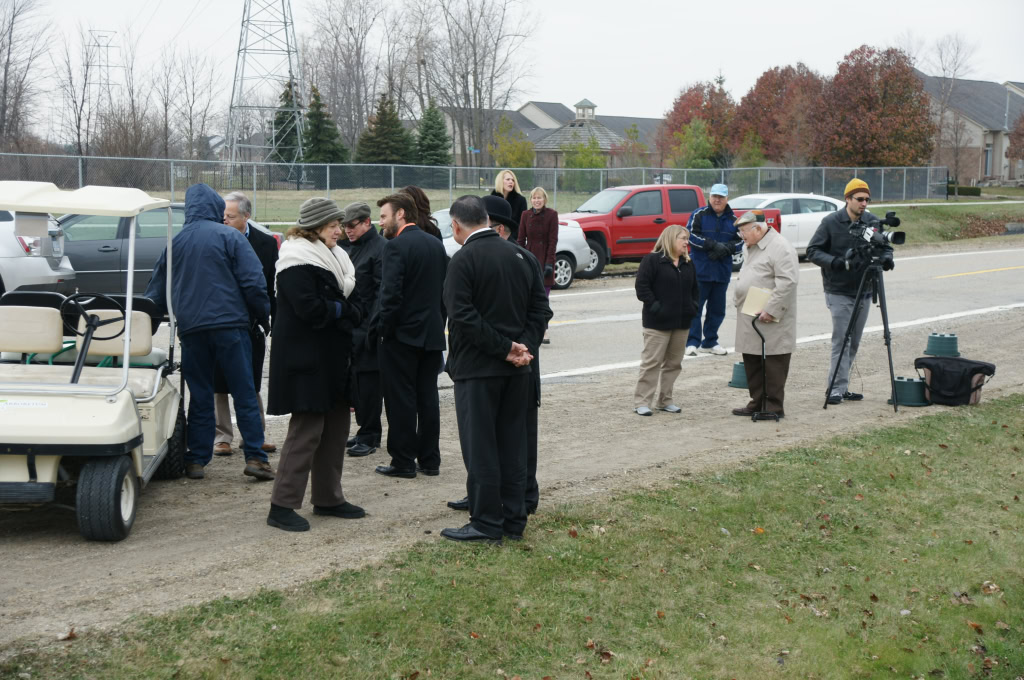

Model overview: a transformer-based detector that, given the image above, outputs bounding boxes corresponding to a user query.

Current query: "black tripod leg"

[823,267,873,409]
[875,272,899,413]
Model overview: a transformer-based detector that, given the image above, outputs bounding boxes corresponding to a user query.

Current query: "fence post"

[169,161,175,203]
[683,169,687,184]
[553,168,558,211]
[449,167,453,206]
[757,168,761,192]
[720,169,725,183]
[902,168,907,201]
[77,157,83,188]
[252,164,257,213]
[599,169,603,191]
[326,165,331,199]
[390,164,395,190]
[880,169,885,201]
[790,169,794,193]
[641,168,646,184]
[822,168,826,195]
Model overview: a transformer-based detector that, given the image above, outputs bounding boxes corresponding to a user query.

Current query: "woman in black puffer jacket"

[491,169,527,240]
[632,224,699,416]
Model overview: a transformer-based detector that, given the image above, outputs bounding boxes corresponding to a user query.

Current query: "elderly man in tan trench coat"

[731,212,799,418]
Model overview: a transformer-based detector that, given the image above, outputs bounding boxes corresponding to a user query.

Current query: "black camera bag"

[914,357,995,406]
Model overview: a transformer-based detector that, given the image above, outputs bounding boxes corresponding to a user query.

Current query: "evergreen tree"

[416,102,452,165]
[270,81,302,163]
[355,94,415,164]
[304,85,349,163]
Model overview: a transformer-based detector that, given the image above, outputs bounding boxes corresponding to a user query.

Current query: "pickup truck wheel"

[153,401,186,480]
[76,455,138,541]
[732,250,744,272]
[579,237,606,279]
[552,253,575,290]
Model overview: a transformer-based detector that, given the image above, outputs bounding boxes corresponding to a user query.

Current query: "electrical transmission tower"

[226,0,306,167]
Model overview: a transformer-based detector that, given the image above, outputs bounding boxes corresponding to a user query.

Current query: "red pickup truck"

[560,184,781,278]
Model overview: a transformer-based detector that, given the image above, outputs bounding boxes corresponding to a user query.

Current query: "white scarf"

[275,236,356,298]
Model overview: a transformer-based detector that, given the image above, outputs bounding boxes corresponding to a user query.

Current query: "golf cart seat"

[0,292,167,368]
[0,305,162,398]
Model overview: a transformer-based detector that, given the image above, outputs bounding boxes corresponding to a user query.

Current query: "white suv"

[0,209,75,295]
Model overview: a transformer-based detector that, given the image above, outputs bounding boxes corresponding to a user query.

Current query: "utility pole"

[226,0,306,171]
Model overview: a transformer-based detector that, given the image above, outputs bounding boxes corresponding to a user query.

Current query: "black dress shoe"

[346,437,358,448]
[267,504,310,532]
[416,466,440,476]
[440,524,502,544]
[827,394,843,405]
[732,406,755,416]
[375,465,416,479]
[313,502,366,519]
[347,443,376,457]
[842,391,864,401]
[447,496,470,511]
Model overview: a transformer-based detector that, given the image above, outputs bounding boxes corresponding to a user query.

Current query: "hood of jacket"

[185,183,226,225]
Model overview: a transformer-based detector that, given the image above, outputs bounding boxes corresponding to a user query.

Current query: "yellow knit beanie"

[844,178,870,198]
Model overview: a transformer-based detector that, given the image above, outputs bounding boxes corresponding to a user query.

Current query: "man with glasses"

[806,179,894,405]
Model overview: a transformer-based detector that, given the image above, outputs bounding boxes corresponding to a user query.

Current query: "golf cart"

[0,182,185,541]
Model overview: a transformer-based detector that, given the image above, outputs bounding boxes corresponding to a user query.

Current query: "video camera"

[851,211,905,248]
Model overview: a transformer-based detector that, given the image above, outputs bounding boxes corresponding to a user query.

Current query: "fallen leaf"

[964,540,973,545]
[996,621,1011,630]
[967,621,984,634]
[57,628,77,641]
[585,639,595,649]
[749,563,761,571]
[753,527,765,535]
[939,444,948,449]
[599,650,615,664]
[469,632,480,639]
[981,581,1001,594]
[870,593,879,603]
[657,610,665,619]
[408,673,419,680]
[584,616,592,622]
[568,528,578,539]
[585,673,593,680]
[854,494,864,501]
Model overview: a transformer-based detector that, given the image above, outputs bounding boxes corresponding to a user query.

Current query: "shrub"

[947,185,981,196]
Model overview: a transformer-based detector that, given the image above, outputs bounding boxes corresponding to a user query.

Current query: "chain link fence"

[0,153,948,220]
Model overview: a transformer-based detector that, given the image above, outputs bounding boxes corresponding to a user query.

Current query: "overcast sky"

[41,0,1024,126]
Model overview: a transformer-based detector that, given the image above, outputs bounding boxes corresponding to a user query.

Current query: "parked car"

[561,185,783,277]
[51,202,280,295]
[432,208,591,290]
[728,193,843,256]
[0,208,75,296]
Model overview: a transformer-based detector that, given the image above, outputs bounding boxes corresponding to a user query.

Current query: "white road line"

[539,302,1024,381]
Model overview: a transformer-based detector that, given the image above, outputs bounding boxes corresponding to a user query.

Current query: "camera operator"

[806,179,894,405]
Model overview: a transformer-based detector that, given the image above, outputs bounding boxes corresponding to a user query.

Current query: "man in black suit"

[374,192,448,479]
[212,191,279,457]
[440,195,551,545]
[342,201,386,457]
[447,195,550,516]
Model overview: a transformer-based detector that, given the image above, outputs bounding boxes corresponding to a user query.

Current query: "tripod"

[823,256,899,412]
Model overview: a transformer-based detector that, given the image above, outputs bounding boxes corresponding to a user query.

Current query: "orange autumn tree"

[658,76,736,166]
[811,45,935,166]
[733,63,825,165]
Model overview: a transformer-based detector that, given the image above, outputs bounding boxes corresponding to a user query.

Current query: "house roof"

[528,101,574,124]
[595,115,663,149]
[575,98,596,109]
[916,70,1024,131]
[533,118,625,151]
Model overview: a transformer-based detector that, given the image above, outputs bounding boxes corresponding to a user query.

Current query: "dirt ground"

[0,289,1022,654]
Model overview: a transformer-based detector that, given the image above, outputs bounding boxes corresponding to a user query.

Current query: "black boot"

[267,503,310,532]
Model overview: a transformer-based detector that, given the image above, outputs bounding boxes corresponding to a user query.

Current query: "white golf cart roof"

[0,181,169,216]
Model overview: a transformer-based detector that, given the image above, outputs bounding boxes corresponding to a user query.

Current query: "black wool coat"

[491,189,528,239]
[634,252,700,331]
[377,224,448,351]
[267,264,362,415]
[347,226,385,373]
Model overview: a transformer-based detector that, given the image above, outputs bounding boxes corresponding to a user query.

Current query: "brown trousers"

[270,401,350,509]
[742,353,792,416]
[634,328,689,408]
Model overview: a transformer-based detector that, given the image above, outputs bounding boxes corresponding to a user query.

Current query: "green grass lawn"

[5,396,1024,679]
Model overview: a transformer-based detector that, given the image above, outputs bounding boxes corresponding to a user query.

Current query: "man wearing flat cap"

[342,201,386,458]
[731,211,799,418]
[806,178,894,405]
[686,183,742,357]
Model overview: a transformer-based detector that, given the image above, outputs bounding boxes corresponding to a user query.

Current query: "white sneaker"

[634,406,653,416]
[684,346,698,357]
[657,404,682,414]
[708,345,728,355]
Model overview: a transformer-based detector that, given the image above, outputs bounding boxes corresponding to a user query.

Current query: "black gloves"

[544,264,553,278]
[880,252,895,271]
[830,256,848,272]
[650,300,663,315]
[707,241,732,261]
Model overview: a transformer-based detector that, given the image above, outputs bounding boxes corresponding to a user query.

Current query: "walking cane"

[751,316,779,422]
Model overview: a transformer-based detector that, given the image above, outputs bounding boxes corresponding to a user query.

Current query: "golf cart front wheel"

[76,456,138,541]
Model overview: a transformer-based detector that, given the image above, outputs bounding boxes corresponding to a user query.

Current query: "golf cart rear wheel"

[76,455,138,541]
[153,401,186,480]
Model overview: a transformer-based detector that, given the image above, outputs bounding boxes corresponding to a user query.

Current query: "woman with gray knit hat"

[266,197,363,532]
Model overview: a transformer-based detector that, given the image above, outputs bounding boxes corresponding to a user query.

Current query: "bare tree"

[0,0,47,150]
[175,49,217,161]
[53,25,96,159]
[152,49,178,159]
[93,34,160,160]
[928,33,976,193]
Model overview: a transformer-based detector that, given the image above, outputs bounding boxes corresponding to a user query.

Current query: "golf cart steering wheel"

[59,292,127,341]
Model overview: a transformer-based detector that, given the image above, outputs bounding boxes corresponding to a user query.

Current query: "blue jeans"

[181,328,265,466]
[688,280,728,348]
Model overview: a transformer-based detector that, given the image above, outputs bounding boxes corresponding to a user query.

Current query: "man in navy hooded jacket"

[146,183,273,481]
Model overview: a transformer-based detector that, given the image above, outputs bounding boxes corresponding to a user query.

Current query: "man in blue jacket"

[686,183,742,356]
[145,183,273,481]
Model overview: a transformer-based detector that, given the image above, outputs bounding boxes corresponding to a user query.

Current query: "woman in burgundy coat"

[518,186,558,342]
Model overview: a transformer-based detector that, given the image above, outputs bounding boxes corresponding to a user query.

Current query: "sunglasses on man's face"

[852,196,870,203]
